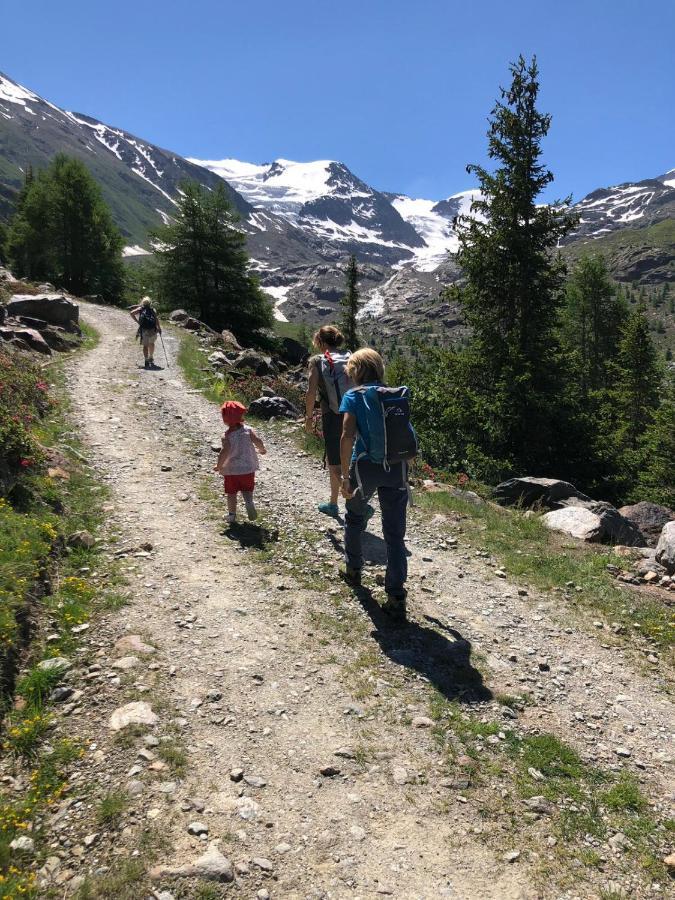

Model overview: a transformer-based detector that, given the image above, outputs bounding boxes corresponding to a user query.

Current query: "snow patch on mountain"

[0,75,38,109]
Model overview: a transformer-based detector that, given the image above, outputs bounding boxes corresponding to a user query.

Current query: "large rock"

[542,502,645,546]
[542,507,604,542]
[280,336,309,366]
[220,329,242,352]
[493,477,591,509]
[7,294,79,332]
[233,350,277,376]
[150,844,234,883]
[108,701,158,731]
[655,521,675,574]
[618,501,675,546]
[0,325,52,355]
[248,395,299,420]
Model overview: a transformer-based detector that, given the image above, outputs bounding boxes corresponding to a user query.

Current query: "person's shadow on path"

[326,529,411,567]
[349,585,491,703]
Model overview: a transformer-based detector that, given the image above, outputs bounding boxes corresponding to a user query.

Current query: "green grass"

[177,330,236,405]
[429,690,670,888]
[157,740,188,776]
[74,860,147,900]
[415,490,674,656]
[97,791,129,826]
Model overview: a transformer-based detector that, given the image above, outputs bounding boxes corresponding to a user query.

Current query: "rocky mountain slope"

[1,71,673,334]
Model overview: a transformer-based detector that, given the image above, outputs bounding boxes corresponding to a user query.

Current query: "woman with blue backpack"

[339,348,418,623]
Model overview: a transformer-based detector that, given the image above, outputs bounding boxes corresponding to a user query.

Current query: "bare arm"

[250,429,266,455]
[305,363,319,433]
[214,435,230,473]
[340,412,357,498]
[130,306,140,322]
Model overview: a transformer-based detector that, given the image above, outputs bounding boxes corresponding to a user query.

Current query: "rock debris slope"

[62,303,672,898]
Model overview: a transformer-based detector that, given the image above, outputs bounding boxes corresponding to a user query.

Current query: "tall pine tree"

[8,155,124,301]
[340,254,361,351]
[631,376,675,508]
[614,302,662,451]
[454,56,577,474]
[152,181,273,345]
[561,255,627,398]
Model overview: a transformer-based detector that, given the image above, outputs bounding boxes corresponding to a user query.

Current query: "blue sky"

[3,0,673,201]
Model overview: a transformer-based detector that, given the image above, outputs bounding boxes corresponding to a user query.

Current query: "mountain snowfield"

[190,156,481,273]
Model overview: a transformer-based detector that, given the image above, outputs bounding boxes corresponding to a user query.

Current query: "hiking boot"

[245,500,258,521]
[382,591,407,623]
[339,566,362,588]
[144,359,150,369]
[318,502,339,518]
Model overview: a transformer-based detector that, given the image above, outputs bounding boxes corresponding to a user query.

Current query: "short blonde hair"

[346,348,384,385]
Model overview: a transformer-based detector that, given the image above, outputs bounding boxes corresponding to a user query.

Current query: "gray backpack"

[319,351,352,414]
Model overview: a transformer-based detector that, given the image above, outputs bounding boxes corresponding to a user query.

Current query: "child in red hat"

[214,401,266,524]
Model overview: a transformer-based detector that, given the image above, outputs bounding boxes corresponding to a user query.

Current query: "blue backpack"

[353,385,418,466]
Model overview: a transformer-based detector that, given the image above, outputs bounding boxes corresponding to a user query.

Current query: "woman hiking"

[130,297,162,369]
[305,325,353,517]
[339,348,416,623]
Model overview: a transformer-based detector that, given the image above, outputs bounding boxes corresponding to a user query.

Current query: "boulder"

[493,477,591,509]
[39,326,74,352]
[207,351,232,368]
[220,329,242,352]
[169,309,190,323]
[248,395,299,420]
[280,336,309,366]
[542,507,604,542]
[7,294,79,331]
[0,325,52,355]
[655,521,675,574]
[233,350,277,376]
[618,501,675,546]
[542,502,645,546]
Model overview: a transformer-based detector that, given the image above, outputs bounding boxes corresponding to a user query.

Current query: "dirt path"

[64,303,673,899]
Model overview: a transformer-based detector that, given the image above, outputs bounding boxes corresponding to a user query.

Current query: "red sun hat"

[221,400,247,425]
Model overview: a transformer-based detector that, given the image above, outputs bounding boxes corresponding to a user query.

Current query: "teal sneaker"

[318,502,339,518]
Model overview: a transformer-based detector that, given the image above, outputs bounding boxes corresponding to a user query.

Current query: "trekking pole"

[159,332,170,369]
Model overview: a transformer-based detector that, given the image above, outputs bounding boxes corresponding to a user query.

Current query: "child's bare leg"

[243,491,257,521]
[226,493,237,522]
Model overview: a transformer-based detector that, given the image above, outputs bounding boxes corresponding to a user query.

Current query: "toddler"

[214,401,266,524]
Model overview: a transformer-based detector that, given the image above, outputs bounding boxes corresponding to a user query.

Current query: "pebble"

[411,716,434,728]
[230,768,244,782]
[251,857,274,872]
[188,822,209,836]
[10,836,34,853]
[503,850,520,863]
[320,765,340,777]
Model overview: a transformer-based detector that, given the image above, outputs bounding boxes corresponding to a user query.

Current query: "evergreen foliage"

[631,377,675,508]
[7,155,124,301]
[340,254,361,351]
[561,255,627,397]
[614,303,663,451]
[152,181,273,346]
[451,55,577,475]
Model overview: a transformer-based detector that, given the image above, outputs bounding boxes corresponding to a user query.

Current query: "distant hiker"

[214,400,266,524]
[305,325,353,517]
[339,348,418,623]
[130,297,161,369]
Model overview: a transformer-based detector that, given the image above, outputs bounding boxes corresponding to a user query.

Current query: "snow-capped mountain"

[570,171,675,241]
[1,69,672,334]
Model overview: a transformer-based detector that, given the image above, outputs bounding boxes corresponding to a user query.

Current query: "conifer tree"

[561,255,627,397]
[152,181,273,345]
[454,55,577,472]
[8,155,124,301]
[614,302,662,450]
[340,254,361,351]
[632,377,675,508]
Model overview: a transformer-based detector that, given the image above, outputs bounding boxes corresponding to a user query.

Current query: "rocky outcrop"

[7,294,79,332]
[0,324,52,354]
[618,501,675,546]
[655,521,675,574]
[493,477,591,509]
[233,350,277,377]
[248,396,299,420]
[542,501,645,546]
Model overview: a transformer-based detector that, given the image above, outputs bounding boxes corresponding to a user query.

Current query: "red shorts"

[223,472,255,495]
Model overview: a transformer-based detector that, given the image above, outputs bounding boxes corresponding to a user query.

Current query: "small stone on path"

[108,701,158,731]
